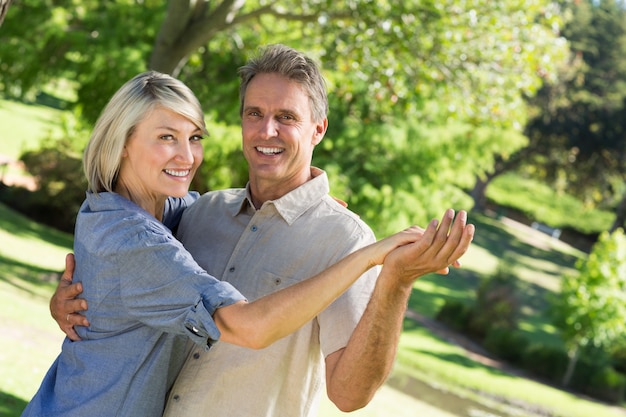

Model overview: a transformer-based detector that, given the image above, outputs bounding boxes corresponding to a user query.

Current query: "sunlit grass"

[0,99,66,159]
[396,326,626,417]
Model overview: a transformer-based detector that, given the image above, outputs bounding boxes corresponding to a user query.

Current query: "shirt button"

[173,394,180,401]
[250,225,258,232]
[229,266,235,272]
[193,352,200,359]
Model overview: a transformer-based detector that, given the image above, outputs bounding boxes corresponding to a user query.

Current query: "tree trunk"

[0,0,12,27]
[149,0,249,76]
[610,190,626,233]
[562,345,580,387]
[470,174,493,212]
[470,148,531,212]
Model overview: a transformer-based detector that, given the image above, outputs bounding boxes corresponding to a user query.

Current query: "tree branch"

[0,0,13,27]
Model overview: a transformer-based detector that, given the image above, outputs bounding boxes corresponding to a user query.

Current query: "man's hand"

[50,253,89,341]
[383,209,475,285]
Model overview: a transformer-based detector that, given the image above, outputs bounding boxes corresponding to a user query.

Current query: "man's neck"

[248,169,317,209]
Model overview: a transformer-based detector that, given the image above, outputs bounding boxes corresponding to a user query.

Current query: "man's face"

[241,73,327,191]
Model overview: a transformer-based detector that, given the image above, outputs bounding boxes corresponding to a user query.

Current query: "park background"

[1,0,626,416]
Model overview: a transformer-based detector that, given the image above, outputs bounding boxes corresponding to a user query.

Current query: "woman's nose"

[175,140,195,163]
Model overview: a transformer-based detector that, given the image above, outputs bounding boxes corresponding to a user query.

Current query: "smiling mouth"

[256,146,284,155]
[164,169,191,177]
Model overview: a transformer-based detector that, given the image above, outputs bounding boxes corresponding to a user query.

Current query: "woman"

[22,71,433,417]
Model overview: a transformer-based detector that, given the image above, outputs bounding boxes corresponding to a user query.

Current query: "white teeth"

[256,146,283,155]
[164,169,190,177]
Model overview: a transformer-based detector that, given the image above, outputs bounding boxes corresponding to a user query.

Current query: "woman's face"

[117,106,204,202]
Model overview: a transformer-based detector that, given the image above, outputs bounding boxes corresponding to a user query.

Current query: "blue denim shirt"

[22,192,245,417]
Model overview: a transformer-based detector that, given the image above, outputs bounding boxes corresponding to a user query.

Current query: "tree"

[0,0,568,126]
[0,0,569,233]
[471,0,626,226]
[550,228,626,386]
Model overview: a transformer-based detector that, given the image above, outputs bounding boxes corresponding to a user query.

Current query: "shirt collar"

[230,167,330,225]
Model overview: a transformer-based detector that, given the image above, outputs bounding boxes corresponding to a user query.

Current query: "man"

[52,44,474,416]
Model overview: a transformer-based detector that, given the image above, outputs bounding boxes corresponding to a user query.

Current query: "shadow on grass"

[471,212,580,271]
[0,92,71,111]
[409,268,479,317]
[0,253,61,296]
[0,391,28,417]
[0,202,73,249]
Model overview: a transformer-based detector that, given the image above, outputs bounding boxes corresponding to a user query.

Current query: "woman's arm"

[51,209,473,349]
[214,209,473,349]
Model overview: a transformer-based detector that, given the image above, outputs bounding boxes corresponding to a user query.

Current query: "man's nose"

[258,117,279,139]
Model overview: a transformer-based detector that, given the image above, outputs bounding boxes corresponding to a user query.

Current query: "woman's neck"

[115,183,165,222]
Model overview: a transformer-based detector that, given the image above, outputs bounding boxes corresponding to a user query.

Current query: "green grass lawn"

[0,99,66,159]
[0,203,73,417]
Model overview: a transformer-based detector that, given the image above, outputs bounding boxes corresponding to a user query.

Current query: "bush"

[435,299,471,332]
[18,138,86,233]
[483,327,529,364]
[586,367,626,404]
[521,343,568,383]
[467,264,520,340]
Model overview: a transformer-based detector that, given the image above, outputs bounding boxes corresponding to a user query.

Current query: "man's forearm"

[325,271,413,412]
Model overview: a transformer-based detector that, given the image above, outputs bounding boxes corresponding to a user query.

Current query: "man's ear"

[312,118,328,145]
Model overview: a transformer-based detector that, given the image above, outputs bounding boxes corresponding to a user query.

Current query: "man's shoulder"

[311,196,376,242]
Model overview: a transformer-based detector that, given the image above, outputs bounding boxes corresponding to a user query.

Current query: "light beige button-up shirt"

[163,168,379,417]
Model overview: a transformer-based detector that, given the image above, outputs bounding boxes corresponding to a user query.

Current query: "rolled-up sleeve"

[115,221,245,348]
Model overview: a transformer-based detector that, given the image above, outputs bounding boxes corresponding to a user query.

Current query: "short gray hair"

[83,71,207,193]
[238,44,328,123]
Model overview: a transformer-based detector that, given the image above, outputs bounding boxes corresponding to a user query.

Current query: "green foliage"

[550,228,626,364]
[522,0,626,210]
[521,342,568,381]
[1,0,569,132]
[192,119,247,192]
[4,115,90,232]
[467,263,520,339]
[16,138,86,232]
[482,327,529,363]
[587,367,626,404]
[435,299,472,332]
[318,118,493,235]
[0,0,163,122]
[487,171,614,233]
[0,0,574,238]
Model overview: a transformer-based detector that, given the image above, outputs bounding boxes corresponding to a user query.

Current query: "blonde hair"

[83,71,207,193]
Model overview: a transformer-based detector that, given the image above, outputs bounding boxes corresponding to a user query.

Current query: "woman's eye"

[160,134,174,141]
[190,135,204,142]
